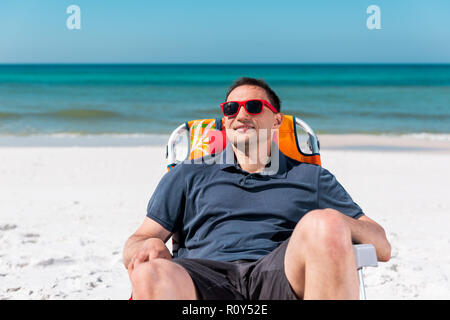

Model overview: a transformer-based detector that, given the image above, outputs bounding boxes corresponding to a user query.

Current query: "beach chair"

[165,115,378,300]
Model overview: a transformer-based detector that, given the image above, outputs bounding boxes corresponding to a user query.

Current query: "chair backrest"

[165,114,321,256]
[166,114,321,170]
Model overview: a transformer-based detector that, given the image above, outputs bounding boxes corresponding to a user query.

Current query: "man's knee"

[292,209,353,257]
[130,258,197,299]
[131,259,171,287]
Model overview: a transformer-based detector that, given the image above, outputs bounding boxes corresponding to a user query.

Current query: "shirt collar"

[219,142,287,178]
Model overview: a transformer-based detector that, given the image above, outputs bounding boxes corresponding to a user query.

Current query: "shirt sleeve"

[317,167,364,219]
[146,164,186,232]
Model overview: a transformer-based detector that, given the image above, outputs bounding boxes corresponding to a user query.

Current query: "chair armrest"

[353,244,378,269]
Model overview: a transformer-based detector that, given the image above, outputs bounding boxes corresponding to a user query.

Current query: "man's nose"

[235,105,251,121]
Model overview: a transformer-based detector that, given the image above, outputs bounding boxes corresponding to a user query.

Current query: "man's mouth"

[233,124,255,133]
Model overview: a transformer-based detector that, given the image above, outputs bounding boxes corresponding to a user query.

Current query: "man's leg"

[129,258,197,299]
[284,208,359,299]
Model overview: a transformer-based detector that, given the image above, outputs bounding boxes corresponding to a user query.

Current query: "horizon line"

[1,62,450,66]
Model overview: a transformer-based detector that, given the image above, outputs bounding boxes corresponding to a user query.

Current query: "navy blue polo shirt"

[146,143,364,262]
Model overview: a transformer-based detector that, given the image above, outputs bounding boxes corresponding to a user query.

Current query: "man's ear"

[272,113,283,129]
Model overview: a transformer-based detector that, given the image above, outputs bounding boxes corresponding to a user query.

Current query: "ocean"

[0,64,449,139]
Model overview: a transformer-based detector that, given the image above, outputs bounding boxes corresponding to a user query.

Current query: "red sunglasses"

[220,99,278,117]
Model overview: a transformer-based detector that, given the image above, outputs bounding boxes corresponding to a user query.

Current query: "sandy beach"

[1,135,449,300]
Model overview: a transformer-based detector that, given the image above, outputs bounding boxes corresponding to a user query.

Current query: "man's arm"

[317,167,391,262]
[341,213,391,262]
[123,217,173,269]
[124,162,186,270]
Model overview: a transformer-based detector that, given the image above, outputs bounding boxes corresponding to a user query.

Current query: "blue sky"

[0,0,449,63]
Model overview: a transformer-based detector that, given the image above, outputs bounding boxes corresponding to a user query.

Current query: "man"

[123,77,391,300]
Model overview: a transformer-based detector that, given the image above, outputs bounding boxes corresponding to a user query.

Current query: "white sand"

[1,136,449,299]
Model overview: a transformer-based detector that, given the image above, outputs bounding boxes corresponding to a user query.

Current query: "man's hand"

[127,238,172,275]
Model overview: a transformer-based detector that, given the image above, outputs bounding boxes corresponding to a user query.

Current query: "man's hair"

[225,77,281,112]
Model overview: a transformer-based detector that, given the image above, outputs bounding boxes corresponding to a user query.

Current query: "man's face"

[223,85,282,149]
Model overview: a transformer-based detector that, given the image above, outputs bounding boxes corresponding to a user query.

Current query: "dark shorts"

[172,238,298,300]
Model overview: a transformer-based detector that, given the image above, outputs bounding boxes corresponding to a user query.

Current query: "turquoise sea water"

[0,64,449,135]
